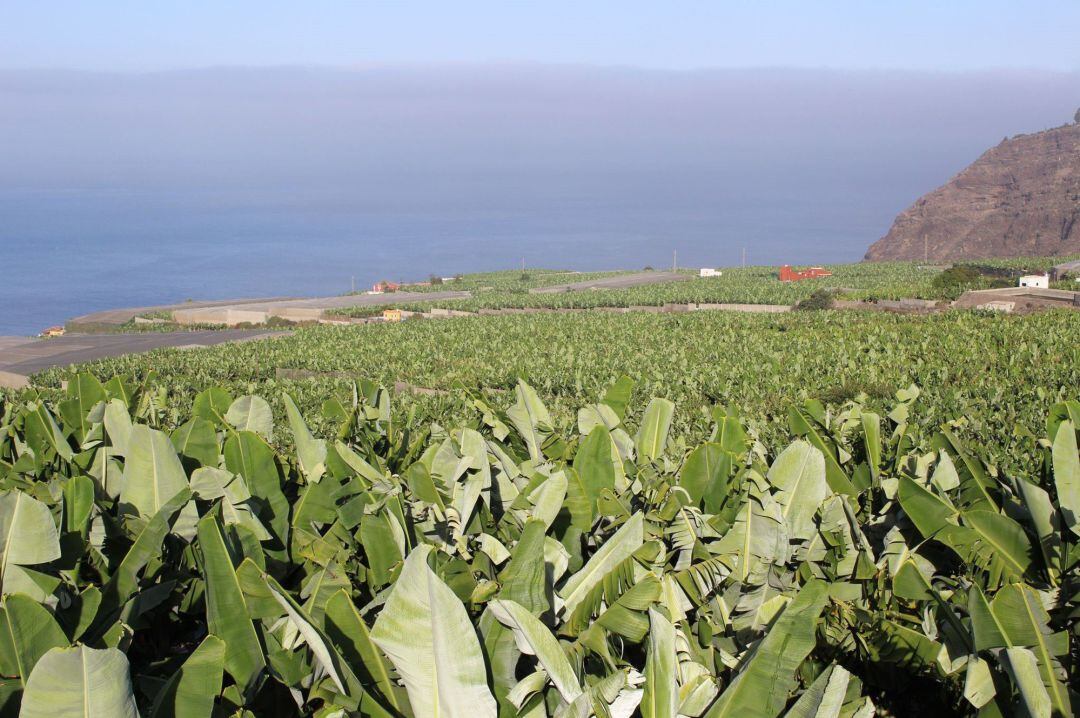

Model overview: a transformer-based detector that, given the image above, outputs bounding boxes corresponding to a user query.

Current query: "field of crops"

[34,309,1079,476]
[329,263,938,317]
[327,257,1080,318]
[5,299,1079,717]
[1,354,1077,716]
[397,269,633,293]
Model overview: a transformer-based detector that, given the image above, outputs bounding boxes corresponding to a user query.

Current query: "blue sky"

[3,1,1079,71]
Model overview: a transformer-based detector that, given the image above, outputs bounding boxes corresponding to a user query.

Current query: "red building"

[372,280,401,293]
[779,265,833,282]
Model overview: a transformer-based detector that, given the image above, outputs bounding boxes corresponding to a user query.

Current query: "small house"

[1018,274,1049,289]
[699,268,722,278]
[39,325,65,338]
[779,265,833,282]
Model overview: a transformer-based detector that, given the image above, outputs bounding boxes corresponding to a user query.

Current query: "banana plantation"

[0,371,1076,716]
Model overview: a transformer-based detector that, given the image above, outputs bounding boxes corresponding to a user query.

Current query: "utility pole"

[351,276,355,293]
[742,246,746,268]
[923,235,928,264]
[672,250,677,272]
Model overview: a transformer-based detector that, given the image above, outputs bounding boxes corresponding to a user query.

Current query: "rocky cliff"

[865,120,1080,261]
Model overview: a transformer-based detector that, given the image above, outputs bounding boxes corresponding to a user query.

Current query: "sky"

[3,1,1080,72]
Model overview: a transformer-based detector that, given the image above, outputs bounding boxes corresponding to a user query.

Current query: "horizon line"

[3,60,1079,77]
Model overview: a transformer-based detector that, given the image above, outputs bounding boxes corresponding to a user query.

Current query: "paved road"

[68,297,301,328]
[0,330,285,384]
[69,290,474,328]
[212,290,473,312]
[529,271,691,294]
[65,273,679,328]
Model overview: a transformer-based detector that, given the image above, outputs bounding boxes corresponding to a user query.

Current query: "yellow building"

[382,309,403,323]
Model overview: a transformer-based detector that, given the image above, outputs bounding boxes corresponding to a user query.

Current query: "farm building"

[39,325,65,337]
[382,309,404,323]
[371,280,401,294]
[779,265,833,282]
[699,268,722,277]
[1018,274,1049,289]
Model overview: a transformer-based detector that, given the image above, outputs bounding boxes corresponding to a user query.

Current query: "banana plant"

[0,373,1073,717]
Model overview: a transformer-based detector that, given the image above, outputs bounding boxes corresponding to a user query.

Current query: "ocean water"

[6,66,1078,335]
[0,185,899,336]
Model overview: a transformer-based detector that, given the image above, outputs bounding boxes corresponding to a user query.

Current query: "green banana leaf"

[225,395,274,441]
[120,425,189,519]
[20,646,138,718]
[149,635,225,718]
[324,590,409,715]
[781,664,851,718]
[197,514,266,695]
[705,580,828,718]
[567,426,617,529]
[1051,420,1079,537]
[641,607,678,718]
[370,545,498,718]
[558,512,644,617]
[971,583,1071,717]
[489,599,582,703]
[284,394,327,482]
[766,440,827,542]
[636,398,675,462]
[0,594,67,686]
[1002,647,1051,718]
[0,490,61,589]
[506,380,553,463]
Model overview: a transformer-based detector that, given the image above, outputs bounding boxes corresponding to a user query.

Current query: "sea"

[6,66,1077,336]
[0,185,900,336]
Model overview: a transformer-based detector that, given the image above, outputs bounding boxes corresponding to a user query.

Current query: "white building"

[1018,273,1049,289]
[699,268,722,278]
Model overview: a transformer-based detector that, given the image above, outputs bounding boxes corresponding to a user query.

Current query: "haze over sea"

[3,65,1078,335]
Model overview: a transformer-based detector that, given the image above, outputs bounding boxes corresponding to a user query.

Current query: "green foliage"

[794,290,834,311]
[33,309,1079,481]
[929,265,1019,299]
[933,265,983,290]
[0,372,1076,716]
[329,259,1080,317]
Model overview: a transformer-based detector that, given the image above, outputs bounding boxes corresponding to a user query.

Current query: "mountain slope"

[865,121,1080,261]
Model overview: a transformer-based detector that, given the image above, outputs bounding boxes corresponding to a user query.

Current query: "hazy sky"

[2,4,1079,333]
[4,1,1079,72]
